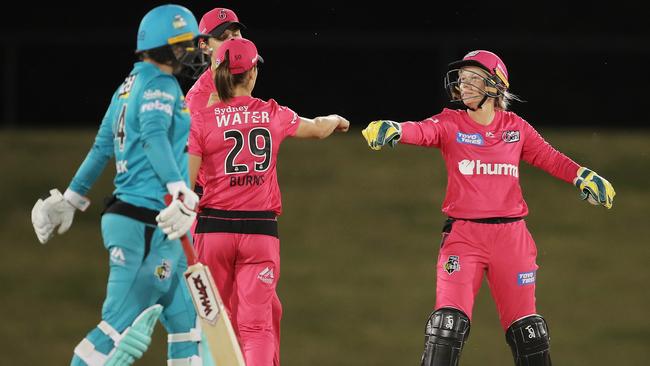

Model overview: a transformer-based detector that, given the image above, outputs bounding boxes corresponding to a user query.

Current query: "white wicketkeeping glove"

[156,181,199,240]
[31,188,90,244]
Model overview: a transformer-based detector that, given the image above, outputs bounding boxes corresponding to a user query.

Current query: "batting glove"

[573,167,616,209]
[361,120,402,150]
[31,188,88,244]
[156,181,199,240]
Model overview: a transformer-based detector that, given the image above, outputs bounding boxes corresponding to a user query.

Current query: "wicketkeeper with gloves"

[362,50,615,366]
[30,4,215,366]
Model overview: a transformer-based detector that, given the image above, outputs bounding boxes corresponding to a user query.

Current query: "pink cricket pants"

[435,218,539,330]
[193,209,282,366]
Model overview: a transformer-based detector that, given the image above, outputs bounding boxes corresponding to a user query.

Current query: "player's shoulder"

[190,108,207,125]
[192,97,224,121]
[498,110,530,127]
[136,63,180,92]
[186,69,214,98]
[249,97,291,112]
[144,73,179,90]
[251,96,275,107]
[440,107,461,115]
[423,107,461,125]
[497,109,522,120]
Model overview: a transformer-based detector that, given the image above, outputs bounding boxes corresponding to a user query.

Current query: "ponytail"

[214,50,250,103]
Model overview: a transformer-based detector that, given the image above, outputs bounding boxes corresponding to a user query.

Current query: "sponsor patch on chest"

[456,131,484,145]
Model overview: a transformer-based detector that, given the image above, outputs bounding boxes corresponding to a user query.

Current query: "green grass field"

[1,127,648,365]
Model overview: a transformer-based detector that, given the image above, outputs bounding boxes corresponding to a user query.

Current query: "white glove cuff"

[64,188,90,211]
[166,180,188,196]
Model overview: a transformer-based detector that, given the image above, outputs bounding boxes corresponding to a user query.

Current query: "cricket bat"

[166,196,246,365]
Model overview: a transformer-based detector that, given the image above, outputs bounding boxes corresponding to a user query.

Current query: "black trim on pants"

[200,208,277,219]
[102,196,159,226]
[196,209,278,238]
[143,226,154,259]
[449,217,523,224]
[442,218,456,233]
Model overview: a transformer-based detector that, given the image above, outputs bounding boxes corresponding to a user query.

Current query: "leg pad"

[420,307,470,366]
[505,314,552,366]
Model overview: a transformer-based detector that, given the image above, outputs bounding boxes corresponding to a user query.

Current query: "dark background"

[1,1,648,129]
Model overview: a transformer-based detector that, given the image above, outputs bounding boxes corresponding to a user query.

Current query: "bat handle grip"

[164,194,198,265]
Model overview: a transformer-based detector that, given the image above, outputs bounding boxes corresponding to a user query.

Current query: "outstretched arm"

[361,116,445,150]
[574,167,616,209]
[293,115,349,139]
[521,122,580,183]
[521,121,615,209]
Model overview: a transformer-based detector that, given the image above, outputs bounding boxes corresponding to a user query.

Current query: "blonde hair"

[496,90,524,111]
[453,86,514,111]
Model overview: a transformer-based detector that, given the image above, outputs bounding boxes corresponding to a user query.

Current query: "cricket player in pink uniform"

[188,38,349,366]
[186,7,246,199]
[362,50,615,366]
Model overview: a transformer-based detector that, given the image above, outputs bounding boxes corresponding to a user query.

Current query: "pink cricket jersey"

[400,108,580,218]
[186,68,216,190]
[185,68,215,114]
[188,95,300,214]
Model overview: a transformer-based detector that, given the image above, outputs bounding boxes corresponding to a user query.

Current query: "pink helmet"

[448,50,509,89]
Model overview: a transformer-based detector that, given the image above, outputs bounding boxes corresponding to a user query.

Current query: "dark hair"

[214,50,250,103]
[137,45,176,65]
[137,41,209,80]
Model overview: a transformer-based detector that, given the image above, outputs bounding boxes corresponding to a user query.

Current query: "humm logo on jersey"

[458,159,519,177]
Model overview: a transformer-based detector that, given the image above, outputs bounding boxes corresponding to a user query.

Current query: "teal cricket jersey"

[68,61,190,211]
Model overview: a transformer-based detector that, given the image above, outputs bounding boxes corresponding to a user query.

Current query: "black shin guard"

[505,315,552,366]
[420,308,470,366]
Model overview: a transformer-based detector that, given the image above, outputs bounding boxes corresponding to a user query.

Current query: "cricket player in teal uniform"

[31,4,212,365]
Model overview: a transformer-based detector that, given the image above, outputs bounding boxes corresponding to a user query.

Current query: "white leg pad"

[168,355,202,366]
[104,304,163,366]
[73,338,108,366]
[168,327,202,343]
[168,317,202,343]
[98,320,122,343]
